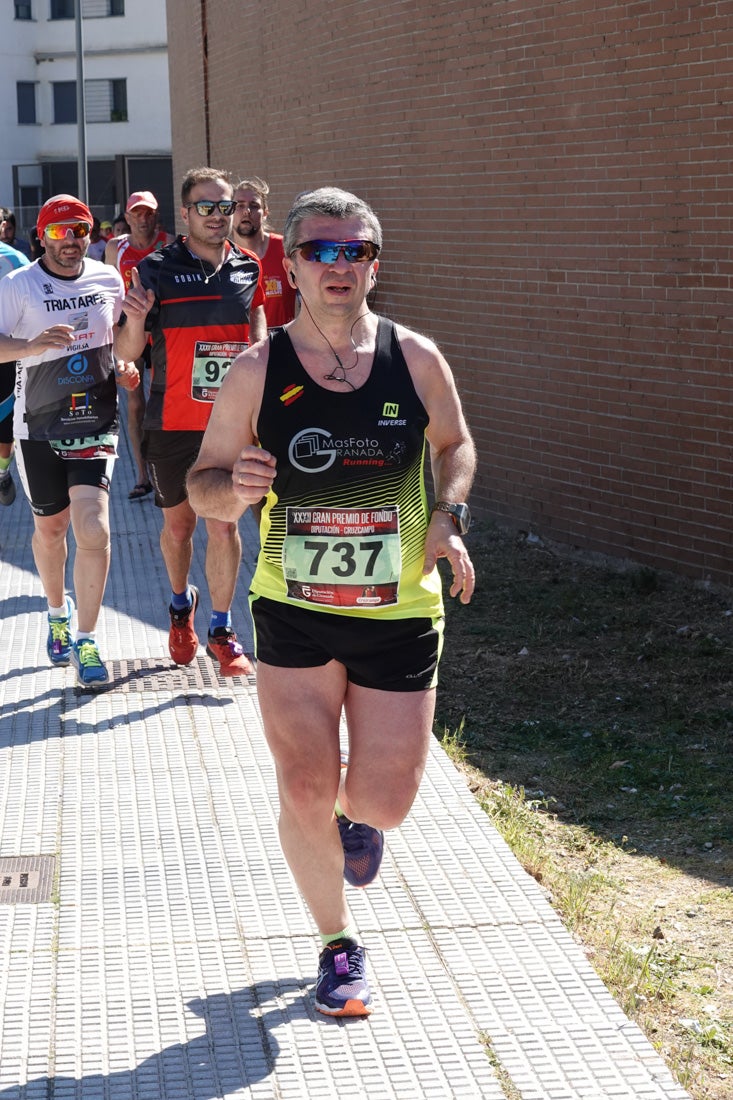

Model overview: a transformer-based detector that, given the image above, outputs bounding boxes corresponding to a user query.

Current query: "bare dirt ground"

[434,525,732,1099]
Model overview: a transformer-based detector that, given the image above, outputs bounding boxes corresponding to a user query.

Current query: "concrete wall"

[167,0,733,586]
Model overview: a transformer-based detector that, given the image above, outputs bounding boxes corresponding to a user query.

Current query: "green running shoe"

[71,638,109,690]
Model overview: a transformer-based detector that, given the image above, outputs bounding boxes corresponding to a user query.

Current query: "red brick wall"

[168,1,733,585]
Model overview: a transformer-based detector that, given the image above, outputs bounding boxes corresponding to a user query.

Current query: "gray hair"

[283,187,382,256]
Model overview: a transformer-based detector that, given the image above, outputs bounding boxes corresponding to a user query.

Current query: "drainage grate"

[88,654,256,694]
[0,856,55,905]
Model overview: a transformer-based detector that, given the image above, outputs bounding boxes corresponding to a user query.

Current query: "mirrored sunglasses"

[292,240,380,264]
[185,200,237,217]
[45,222,91,240]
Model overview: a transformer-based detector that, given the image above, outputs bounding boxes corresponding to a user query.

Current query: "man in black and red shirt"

[116,166,266,676]
[105,188,174,500]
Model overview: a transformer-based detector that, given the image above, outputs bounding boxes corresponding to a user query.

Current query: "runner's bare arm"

[248,304,267,345]
[0,324,74,360]
[103,238,120,266]
[114,267,154,362]
[398,325,477,604]
[187,342,274,523]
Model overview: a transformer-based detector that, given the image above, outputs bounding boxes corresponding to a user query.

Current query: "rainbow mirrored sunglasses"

[290,240,380,263]
[44,222,91,240]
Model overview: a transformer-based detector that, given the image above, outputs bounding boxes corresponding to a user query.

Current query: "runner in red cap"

[0,193,139,689]
[36,194,94,238]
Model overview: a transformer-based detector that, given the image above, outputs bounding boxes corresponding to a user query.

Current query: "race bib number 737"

[282,506,401,608]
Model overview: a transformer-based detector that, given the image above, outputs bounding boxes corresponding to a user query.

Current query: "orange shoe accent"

[168,586,199,665]
[315,939,372,1015]
[206,630,253,677]
[316,997,373,1017]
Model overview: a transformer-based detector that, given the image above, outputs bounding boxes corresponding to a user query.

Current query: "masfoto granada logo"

[280,382,304,406]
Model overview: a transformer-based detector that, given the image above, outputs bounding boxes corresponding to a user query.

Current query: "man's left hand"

[423,512,475,604]
[115,361,140,391]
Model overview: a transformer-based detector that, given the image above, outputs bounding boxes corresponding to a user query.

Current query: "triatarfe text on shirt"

[43,292,105,312]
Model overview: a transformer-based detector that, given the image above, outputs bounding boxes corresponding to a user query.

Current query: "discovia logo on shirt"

[288,427,390,474]
[68,353,88,374]
[57,353,94,386]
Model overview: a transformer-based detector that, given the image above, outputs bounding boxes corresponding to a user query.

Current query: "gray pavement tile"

[0,437,691,1098]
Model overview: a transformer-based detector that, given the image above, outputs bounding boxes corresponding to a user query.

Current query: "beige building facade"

[167,1,733,586]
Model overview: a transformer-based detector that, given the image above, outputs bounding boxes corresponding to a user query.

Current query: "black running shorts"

[142,429,204,509]
[250,594,444,692]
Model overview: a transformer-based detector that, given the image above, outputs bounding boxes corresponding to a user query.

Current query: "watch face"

[433,502,471,534]
[453,503,470,534]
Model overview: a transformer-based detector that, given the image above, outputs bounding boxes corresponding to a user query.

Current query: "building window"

[15,2,33,18]
[83,0,124,14]
[53,81,77,124]
[52,79,128,125]
[50,0,74,17]
[85,79,127,122]
[17,82,37,125]
[49,0,125,19]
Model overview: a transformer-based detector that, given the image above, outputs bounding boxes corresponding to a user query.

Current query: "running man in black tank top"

[188,187,476,1017]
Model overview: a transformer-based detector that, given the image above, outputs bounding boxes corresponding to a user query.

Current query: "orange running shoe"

[168,586,199,665]
[206,628,253,676]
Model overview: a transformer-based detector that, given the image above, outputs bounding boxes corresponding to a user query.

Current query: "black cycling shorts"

[0,362,15,445]
[16,439,114,517]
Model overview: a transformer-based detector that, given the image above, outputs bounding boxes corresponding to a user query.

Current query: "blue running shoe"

[315,939,372,1016]
[71,638,109,690]
[46,596,74,666]
[337,815,385,887]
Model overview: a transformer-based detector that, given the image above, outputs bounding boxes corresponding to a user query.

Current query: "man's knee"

[205,517,239,543]
[33,513,70,549]
[70,493,110,551]
[278,762,339,824]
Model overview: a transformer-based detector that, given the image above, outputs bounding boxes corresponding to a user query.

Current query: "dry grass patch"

[435,525,733,1099]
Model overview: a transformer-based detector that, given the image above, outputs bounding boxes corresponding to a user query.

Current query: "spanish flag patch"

[280,383,304,405]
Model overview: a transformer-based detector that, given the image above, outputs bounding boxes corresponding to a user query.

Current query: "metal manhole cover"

[0,856,55,905]
[80,654,256,694]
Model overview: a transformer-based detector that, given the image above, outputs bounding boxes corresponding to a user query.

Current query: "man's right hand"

[27,324,75,356]
[122,267,155,321]
[232,446,277,504]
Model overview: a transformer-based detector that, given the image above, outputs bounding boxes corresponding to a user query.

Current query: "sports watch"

[430,501,471,535]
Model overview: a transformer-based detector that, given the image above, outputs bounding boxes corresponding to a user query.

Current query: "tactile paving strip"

[86,655,255,694]
[0,436,691,1099]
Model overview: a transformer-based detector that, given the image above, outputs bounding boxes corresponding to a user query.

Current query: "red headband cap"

[37,194,93,238]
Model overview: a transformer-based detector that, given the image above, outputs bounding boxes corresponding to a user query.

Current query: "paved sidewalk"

[0,436,691,1099]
